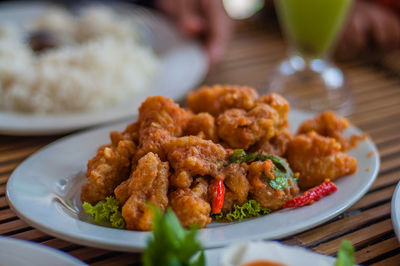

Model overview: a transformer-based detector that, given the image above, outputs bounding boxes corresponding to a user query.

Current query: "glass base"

[266,55,353,116]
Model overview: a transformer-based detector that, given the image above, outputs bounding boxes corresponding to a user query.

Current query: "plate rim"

[0,235,86,265]
[6,110,380,252]
[391,182,400,242]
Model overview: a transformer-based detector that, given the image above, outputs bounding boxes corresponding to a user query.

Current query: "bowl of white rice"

[0,5,160,113]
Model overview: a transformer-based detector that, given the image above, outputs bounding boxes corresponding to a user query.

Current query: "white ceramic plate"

[0,2,207,135]
[0,236,86,266]
[391,182,400,242]
[6,110,380,252]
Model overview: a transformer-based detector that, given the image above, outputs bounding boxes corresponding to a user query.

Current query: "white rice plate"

[0,7,160,113]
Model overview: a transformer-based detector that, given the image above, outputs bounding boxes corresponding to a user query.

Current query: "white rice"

[0,7,159,113]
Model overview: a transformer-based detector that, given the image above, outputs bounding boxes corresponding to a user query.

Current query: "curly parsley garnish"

[82,196,125,229]
[214,200,271,222]
[229,149,297,190]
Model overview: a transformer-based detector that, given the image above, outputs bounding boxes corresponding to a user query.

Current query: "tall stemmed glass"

[269,0,353,115]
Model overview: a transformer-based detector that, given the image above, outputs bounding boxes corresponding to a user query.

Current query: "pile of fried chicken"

[80,85,362,231]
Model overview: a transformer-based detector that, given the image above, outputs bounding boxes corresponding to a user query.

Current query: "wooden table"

[1,17,400,265]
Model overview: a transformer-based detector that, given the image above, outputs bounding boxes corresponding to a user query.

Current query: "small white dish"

[0,2,207,135]
[205,241,336,266]
[391,182,400,242]
[0,236,86,266]
[6,110,380,252]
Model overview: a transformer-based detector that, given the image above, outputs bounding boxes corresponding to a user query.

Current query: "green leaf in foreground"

[142,207,205,266]
[82,197,125,229]
[335,240,355,266]
[214,200,271,222]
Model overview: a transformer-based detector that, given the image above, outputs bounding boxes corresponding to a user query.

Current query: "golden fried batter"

[116,152,169,231]
[251,127,293,156]
[119,121,140,144]
[138,96,188,135]
[187,85,259,117]
[258,93,290,128]
[287,131,357,189]
[133,127,171,162]
[169,188,211,228]
[192,177,209,201]
[81,132,136,205]
[164,136,227,188]
[248,160,299,211]
[221,164,249,210]
[184,112,218,142]
[297,111,365,151]
[133,96,189,162]
[216,104,278,149]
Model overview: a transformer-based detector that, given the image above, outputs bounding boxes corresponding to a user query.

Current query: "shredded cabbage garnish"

[82,196,125,229]
[214,200,271,222]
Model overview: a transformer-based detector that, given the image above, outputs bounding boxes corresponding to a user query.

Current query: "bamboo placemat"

[1,18,400,265]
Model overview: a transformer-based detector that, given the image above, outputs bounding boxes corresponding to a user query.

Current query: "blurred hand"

[337,0,400,58]
[157,0,233,64]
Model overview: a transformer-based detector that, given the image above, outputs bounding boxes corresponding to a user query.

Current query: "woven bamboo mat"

[1,19,400,265]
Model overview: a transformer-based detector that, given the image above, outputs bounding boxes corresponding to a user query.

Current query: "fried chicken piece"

[184,112,218,142]
[120,121,140,144]
[81,132,136,205]
[109,122,138,145]
[114,152,168,206]
[216,103,278,149]
[251,127,293,156]
[164,136,227,188]
[138,96,188,135]
[221,164,249,210]
[187,85,259,117]
[258,93,290,128]
[133,127,171,162]
[192,177,209,201]
[248,160,299,211]
[248,93,291,155]
[115,152,169,231]
[297,111,365,151]
[222,190,236,211]
[169,188,212,228]
[134,96,189,161]
[287,131,358,189]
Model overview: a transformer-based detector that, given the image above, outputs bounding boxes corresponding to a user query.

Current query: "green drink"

[275,0,352,57]
[265,0,354,115]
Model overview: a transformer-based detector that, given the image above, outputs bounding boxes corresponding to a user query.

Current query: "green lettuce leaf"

[142,207,204,266]
[214,200,271,222]
[335,240,355,266]
[82,196,125,229]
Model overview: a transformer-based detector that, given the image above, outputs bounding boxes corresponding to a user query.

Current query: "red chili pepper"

[283,180,338,208]
[209,179,225,214]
